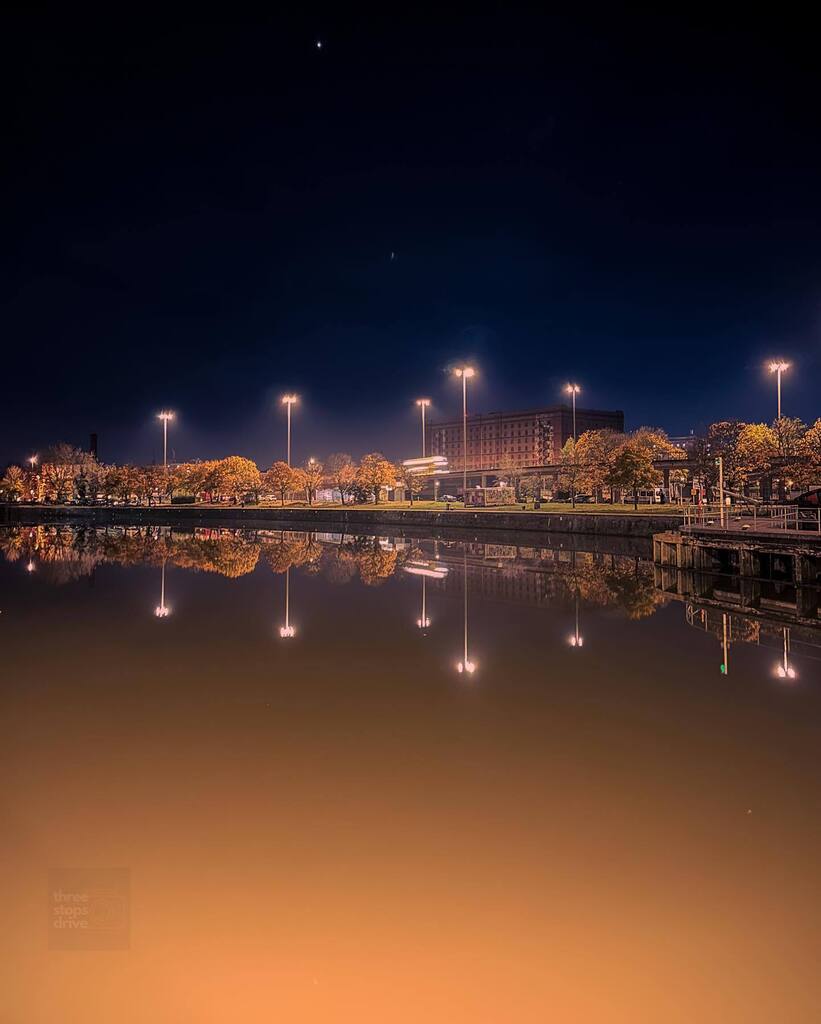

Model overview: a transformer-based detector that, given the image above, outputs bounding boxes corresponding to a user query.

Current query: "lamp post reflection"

[720,612,729,674]
[279,567,296,638]
[404,559,448,631]
[154,559,171,618]
[775,627,796,680]
[456,551,476,675]
[568,592,584,648]
[418,576,430,630]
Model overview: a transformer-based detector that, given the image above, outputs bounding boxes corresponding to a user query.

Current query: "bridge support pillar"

[794,556,819,619]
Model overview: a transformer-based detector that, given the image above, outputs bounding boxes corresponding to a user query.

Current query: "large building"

[429,405,624,472]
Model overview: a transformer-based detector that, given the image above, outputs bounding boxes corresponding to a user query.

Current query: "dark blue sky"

[4,8,820,467]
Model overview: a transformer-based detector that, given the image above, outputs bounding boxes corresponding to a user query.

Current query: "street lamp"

[27,455,38,468]
[775,627,797,680]
[564,383,581,508]
[453,367,475,502]
[281,394,298,466]
[564,383,581,440]
[416,398,431,458]
[768,361,789,420]
[157,411,175,470]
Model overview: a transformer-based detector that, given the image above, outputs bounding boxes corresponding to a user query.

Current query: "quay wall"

[2,502,680,539]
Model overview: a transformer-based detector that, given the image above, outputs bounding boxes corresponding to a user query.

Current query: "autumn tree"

[213,457,261,503]
[800,419,821,485]
[735,423,777,487]
[301,459,324,505]
[184,460,219,501]
[0,465,26,501]
[771,417,808,493]
[289,467,309,502]
[575,429,621,501]
[41,442,94,503]
[518,475,542,502]
[395,462,425,505]
[324,453,357,504]
[703,420,746,491]
[263,462,295,506]
[558,438,579,502]
[356,453,396,504]
[610,438,661,508]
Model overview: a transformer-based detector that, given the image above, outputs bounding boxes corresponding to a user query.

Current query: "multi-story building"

[429,405,624,472]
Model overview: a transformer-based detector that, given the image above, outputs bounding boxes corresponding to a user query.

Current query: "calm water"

[2,522,820,1023]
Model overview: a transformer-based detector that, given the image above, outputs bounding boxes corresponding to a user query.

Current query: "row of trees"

[0,445,411,506]
[688,418,821,495]
[4,418,821,507]
[544,418,821,505]
[553,427,686,507]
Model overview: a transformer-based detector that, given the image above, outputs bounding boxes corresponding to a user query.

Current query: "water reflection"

[775,627,797,681]
[154,559,171,619]
[279,567,296,639]
[1,524,668,619]
[3,520,821,1020]
[3,524,819,680]
[456,551,476,676]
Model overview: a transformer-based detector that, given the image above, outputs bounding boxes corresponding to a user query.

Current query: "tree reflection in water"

[0,525,666,620]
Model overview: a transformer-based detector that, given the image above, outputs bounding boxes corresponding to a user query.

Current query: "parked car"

[440,494,459,502]
[573,493,594,504]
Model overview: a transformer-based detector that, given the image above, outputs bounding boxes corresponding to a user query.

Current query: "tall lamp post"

[453,367,475,502]
[157,411,175,470]
[281,394,298,467]
[564,383,581,508]
[416,398,431,458]
[768,361,789,419]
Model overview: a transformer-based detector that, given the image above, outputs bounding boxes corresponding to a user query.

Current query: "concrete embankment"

[2,502,681,539]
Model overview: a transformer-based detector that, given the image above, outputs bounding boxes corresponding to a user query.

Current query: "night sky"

[4,8,820,468]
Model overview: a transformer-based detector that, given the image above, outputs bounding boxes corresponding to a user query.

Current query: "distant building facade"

[429,405,624,472]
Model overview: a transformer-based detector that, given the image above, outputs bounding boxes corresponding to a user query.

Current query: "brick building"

[429,405,624,472]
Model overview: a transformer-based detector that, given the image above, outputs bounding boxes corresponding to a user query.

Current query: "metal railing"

[683,503,821,534]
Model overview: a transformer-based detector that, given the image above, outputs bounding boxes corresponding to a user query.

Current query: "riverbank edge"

[2,502,681,538]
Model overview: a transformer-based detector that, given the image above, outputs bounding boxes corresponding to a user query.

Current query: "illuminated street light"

[453,367,475,501]
[154,560,171,618]
[416,398,431,458]
[157,411,175,470]
[27,455,38,468]
[281,394,298,466]
[775,627,797,680]
[768,361,789,420]
[279,567,296,638]
[564,383,581,508]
